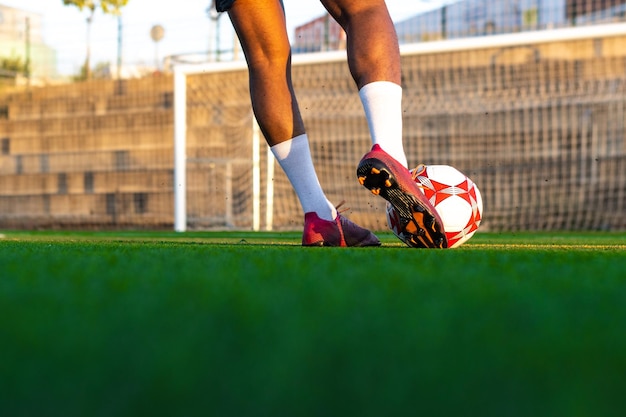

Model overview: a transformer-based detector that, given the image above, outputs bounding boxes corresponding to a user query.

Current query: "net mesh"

[1,20,625,232]
[180,27,626,232]
[184,71,255,229]
[0,78,175,229]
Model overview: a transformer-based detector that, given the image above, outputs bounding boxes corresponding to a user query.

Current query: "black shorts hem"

[215,0,235,12]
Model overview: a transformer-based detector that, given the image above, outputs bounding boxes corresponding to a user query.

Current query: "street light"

[150,24,165,71]
[207,0,224,62]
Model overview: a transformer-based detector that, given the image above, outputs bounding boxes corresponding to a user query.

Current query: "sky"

[5,0,445,75]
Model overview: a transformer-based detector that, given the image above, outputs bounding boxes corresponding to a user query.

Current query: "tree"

[99,0,129,15]
[0,55,28,74]
[101,1,130,80]
[62,0,130,80]
[62,0,128,14]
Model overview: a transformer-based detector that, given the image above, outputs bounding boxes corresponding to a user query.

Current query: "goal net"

[173,23,626,232]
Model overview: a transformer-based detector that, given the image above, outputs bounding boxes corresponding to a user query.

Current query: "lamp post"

[207,1,224,62]
[25,17,31,84]
[150,24,165,71]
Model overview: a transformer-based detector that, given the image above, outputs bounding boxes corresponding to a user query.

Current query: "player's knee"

[322,0,385,29]
[246,45,291,72]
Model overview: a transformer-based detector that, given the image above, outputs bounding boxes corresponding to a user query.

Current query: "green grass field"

[1,230,626,417]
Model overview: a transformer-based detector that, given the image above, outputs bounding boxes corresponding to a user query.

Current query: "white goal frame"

[172,54,347,233]
[173,22,626,232]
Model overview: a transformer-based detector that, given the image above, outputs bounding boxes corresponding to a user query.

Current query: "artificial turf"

[1,231,625,416]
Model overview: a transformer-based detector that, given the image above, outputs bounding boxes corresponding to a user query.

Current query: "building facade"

[292,14,346,53]
[0,3,57,81]
[395,0,626,44]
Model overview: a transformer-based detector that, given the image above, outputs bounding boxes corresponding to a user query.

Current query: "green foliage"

[62,0,94,10]
[0,55,29,75]
[100,0,129,15]
[62,0,129,15]
[63,0,130,81]
[72,61,111,81]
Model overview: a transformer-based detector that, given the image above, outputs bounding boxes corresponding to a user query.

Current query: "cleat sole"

[357,158,447,249]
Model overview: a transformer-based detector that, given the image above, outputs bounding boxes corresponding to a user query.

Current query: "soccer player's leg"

[227,0,379,247]
[323,0,447,248]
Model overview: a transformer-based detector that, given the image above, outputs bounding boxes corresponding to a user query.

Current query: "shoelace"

[335,200,350,215]
[410,165,430,193]
[410,163,427,182]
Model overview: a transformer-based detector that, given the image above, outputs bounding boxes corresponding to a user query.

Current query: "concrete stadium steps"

[5,92,172,120]
[0,111,173,139]
[2,76,172,120]
[0,74,177,229]
[2,32,626,231]
[0,192,173,228]
[0,149,173,175]
[0,170,173,196]
[4,126,173,155]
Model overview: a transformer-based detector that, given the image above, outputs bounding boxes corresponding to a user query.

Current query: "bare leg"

[322,0,407,166]
[227,0,336,223]
[228,0,304,146]
[321,0,401,88]
[224,0,380,246]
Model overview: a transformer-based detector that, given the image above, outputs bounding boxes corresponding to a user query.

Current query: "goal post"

[173,23,626,233]
[173,66,187,232]
[173,60,269,233]
[171,52,346,233]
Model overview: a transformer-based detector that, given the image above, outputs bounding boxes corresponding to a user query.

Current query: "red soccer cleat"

[356,145,448,248]
[302,212,380,247]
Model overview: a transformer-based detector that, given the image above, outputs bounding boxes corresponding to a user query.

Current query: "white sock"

[270,134,337,221]
[359,81,408,168]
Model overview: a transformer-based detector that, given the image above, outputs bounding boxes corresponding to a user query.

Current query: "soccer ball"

[386,165,483,248]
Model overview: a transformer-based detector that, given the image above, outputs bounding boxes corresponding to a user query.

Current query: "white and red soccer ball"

[386,165,483,248]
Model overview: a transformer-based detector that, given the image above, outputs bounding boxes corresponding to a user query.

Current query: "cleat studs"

[371,167,381,175]
[405,221,418,234]
[371,188,380,195]
[385,179,392,188]
[358,176,366,185]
